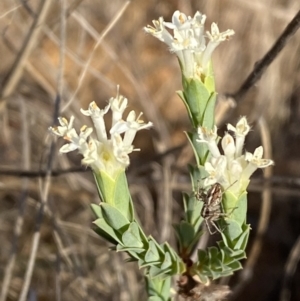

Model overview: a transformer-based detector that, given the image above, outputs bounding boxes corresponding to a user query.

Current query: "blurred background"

[0,0,300,300]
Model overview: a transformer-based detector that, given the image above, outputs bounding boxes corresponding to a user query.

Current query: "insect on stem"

[196,182,236,235]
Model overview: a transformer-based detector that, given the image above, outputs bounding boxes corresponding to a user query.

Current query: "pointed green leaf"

[182,192,203,229]
[222,220,243,243]
[161,252,172,270]
[202,92,217,129]
[204,61,215,93]
[236,223,251,251]
[101,203,129,231]
[198,249,207,263]
[148,265,172,278]
[139,260,161,268]
[223,191,248,227]
[208,247,218,261]
[93,217,122,244]
[228,261,242,272]
[91,203,102,218]
[185,132,200,166]
[122,222,144,248]
[182,77,211,127]
[147,276,171,301]
[177,90,195,127]
[145,241,160,263]
[94,171,116,205]
[114,171,134,221]
[187,131,210,165]
[116,244,144,253]
[174,221,195,250]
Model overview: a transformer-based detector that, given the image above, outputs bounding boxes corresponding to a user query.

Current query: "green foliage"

[91,171,186,281]
[91,53,252,299]
[146,277,172,301]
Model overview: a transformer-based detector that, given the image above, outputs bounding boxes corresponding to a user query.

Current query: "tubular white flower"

[228,116,251,157]
[201,23,234,70]
[49,92,153,178]
[221,133,235,161]
[242,146,274,180]
[49,116,75,137]
[144,17,174,46]
[111,111,153,148]
[204,156,228,187]
[144,10,234,79]
[109,94,128,127]
[80,101,110,142]
[197,126,220,157]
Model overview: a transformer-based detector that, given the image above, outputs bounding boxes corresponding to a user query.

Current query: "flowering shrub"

[50,10,274,301]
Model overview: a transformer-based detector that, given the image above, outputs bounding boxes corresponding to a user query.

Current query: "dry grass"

[0,0,300,300]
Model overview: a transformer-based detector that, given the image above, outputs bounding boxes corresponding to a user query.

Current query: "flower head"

[49,93,153,178]
[145,10,234,79]
[199,117,274,196]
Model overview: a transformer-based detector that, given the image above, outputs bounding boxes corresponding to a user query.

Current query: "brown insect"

[196,183,232,235]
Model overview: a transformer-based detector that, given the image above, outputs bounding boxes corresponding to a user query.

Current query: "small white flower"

[221,132,235,160]
[145,10,234,79]
[111,111,153,147]
[49,116,75,137]
[49,92,153,178]
[242,146,274,180]
[204,156,227,187]
[197,126,220,157]
[228,116,250,157]
[80,101,110,142]
[109,93,128,127]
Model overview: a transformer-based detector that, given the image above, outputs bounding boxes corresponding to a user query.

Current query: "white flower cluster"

[197,117,274,196]
[144,10,234,79]
[49,94,153,178]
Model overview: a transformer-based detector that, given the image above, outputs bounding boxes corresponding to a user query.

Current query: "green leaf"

[122,222,144,248]
[207,247,219,261]
[194,270,209,284]
[93,172,105,201]
[204,61,215,93]
[177,91,195,127]
[222,220,243,243]
[228,261,242,272]
[182,77,211,127]
[116,244,144,254]
[236,223,251,251]
[185,132,200,166]
[91,203,102,218]
[93,217,122,244]
[146,276,172,301]
[174,221,195,250]
[114,171,134,221]
[182,192,203,229]
[202,92,217,129]
[101,203,130,231]
[94,171,116,205]
[162,242,186,274]
[145,241,160,263]
[223,191,248,227]
[188,165,207,191]
[148,265,172,278]
[139,259,161,269]
[187,132,210,165]
[197,249,207,263]
[160,252,172,270]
